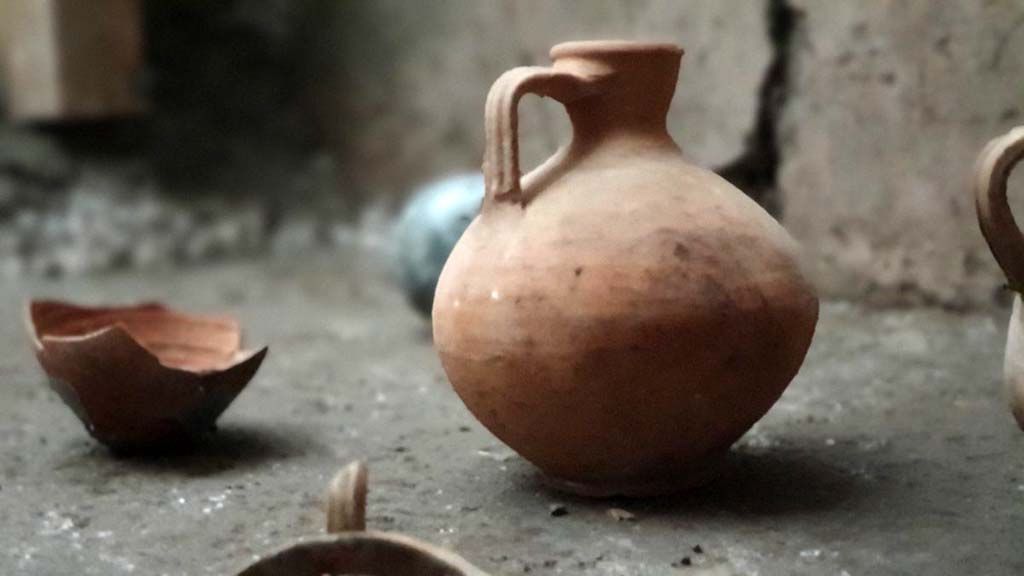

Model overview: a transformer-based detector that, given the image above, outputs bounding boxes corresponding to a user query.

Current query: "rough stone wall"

[779,1,1024,307]
[0,0,350,277]
[0,0,774,278]
[3,0,1024,309]
[309,0,772,205]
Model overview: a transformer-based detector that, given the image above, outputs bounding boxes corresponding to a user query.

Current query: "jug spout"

[550,40,683,137]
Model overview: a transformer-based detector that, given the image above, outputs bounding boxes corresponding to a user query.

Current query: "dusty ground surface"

[2,249,1023,575]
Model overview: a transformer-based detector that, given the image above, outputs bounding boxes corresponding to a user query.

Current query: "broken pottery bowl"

[238,461,489,575]
[26,299,267,451]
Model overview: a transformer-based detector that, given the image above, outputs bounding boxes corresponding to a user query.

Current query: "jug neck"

[551,41,682,141]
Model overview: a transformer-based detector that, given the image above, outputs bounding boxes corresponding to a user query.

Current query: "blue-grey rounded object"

[395,172,484,316]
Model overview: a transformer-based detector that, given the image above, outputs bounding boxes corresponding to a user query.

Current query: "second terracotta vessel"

[433,41,818,496]
[238,462,488,575]
[975,125,1024,430]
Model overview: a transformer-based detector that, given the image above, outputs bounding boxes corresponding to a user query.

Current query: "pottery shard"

[780,1,1024,307]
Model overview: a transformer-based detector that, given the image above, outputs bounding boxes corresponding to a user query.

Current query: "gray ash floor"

[1,248,1022,575]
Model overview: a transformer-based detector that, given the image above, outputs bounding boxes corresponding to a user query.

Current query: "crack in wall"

[717,0,800,216]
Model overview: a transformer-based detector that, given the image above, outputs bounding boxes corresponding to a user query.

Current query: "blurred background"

[1,0,1023,309]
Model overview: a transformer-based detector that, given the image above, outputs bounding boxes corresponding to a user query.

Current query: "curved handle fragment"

[975,126,1024,292]
[483,65,604,208]
[326,460,367,533]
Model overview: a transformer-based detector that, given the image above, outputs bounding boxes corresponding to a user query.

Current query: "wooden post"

[0,0,146,121]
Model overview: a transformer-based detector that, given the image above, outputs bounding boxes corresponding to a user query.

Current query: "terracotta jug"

[975,126,1024,430]
[433,41,819,496]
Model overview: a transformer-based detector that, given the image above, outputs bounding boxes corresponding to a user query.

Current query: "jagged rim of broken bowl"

[25,299,266,373]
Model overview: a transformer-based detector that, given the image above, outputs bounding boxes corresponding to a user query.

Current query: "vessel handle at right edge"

[975,126,1024,292]
[483,65,606,209]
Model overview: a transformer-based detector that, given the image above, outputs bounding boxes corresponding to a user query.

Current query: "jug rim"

[551,40,683,59]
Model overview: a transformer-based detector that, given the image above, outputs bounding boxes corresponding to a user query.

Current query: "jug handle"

[483,66,604,207]
[976,126,1024,292]
[326,460,367,533]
